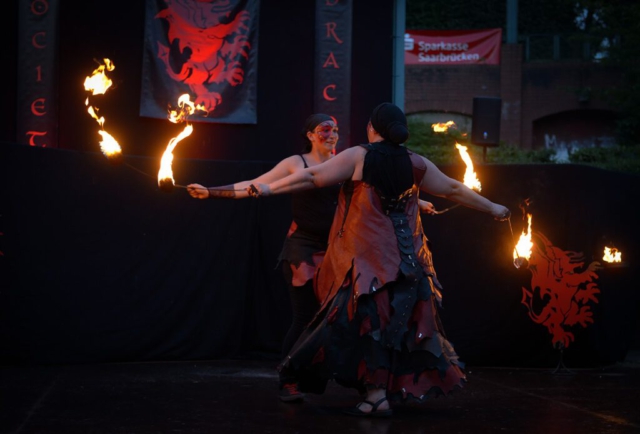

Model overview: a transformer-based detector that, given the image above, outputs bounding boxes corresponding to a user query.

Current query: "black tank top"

[291,155,341,240]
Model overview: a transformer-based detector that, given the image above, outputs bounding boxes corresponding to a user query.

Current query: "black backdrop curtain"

[1,144,639,368]
[0,144,292,365]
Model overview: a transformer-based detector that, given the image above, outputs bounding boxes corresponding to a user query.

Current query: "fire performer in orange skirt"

[188,113,438,404]
[239,103,511,417]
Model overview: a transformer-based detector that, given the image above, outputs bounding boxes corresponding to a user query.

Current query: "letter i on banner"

[315,0,352,152]
[17,0,59,148]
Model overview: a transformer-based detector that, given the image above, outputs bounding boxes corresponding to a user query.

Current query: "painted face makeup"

[314,122,339,141]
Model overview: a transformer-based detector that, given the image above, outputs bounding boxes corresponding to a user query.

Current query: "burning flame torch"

[603,246,622,263]
[434,142,482,215]
[157,94,208,192]
[431,121,456,133]
[513,213,533,269]
[84,58,123,165]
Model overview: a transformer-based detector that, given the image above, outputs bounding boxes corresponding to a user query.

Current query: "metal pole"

[506,0,518,44]
[392,0,406,110]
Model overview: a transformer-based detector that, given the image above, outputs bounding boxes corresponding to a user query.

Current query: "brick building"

[405,43,621,157]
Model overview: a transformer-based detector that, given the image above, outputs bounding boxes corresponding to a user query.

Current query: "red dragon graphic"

[155,0,252,112]
[521,231,601,349]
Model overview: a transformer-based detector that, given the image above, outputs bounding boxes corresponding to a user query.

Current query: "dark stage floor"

[2,354,640,434]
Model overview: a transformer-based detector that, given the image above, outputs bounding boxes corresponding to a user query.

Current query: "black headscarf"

[301,113,334,152]
[370,102,409,145]
[363,103,413,196]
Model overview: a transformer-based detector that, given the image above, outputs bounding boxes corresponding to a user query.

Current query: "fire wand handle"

[434,203,461,215]
[175,184,244,191]
[121,162,242,191]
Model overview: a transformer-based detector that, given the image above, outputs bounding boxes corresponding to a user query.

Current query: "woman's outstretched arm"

[417,156,510,220]
[249,147,365,197]
[187,155,303,199]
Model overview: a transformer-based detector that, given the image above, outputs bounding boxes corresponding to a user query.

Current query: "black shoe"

[279,382,304,403]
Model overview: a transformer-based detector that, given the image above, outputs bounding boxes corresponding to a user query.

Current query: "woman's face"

[308,120,339,154]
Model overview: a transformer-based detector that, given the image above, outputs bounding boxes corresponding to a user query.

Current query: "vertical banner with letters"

[17,0,59,148]
[315,0,352,152]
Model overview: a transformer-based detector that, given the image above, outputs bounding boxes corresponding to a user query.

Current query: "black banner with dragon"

[140,0,259,124]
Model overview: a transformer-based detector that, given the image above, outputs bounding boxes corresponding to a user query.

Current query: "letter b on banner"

[471,97,501,147]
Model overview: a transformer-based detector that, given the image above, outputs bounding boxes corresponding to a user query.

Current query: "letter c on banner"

[323,84,337,101]
[32,31,46,48]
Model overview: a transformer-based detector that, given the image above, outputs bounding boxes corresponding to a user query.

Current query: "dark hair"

[301,113,333,152]
[369,102,409,145]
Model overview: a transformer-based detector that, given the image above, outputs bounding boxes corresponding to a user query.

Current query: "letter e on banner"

[31,98,46,115]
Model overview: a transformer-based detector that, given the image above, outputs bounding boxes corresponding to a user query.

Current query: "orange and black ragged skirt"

[277,261,467,403]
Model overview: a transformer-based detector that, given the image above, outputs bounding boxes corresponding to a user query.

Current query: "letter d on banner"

[314,0,352,152]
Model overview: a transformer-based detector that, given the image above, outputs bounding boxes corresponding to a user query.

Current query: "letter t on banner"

[315,0,352,152]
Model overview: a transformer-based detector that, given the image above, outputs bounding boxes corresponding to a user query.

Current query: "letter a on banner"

[140,0,260,124]
[315,0,352,152]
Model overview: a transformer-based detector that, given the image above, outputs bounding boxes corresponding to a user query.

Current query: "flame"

[157,94,207,189]
[514,213,533,260]
[432,121,456,133]
[603,246,622,263]
[83,58,114,95]
[83,58,122,161]
[455,143,481,191]
[86,102,104,128]
[158,124,194,187]
[168,93,208,123]
[97,130,122,156]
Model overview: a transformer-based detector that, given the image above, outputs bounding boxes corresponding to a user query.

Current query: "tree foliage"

[574,0,640,144]
[406,0,578,34]
[406,0,640,145]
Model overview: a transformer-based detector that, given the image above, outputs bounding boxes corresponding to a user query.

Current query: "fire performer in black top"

[187,114,340,402]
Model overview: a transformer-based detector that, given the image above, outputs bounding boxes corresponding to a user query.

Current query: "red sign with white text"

[405,29,502,65]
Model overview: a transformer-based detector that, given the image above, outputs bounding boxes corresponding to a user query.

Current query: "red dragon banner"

[140,0,259,124]
[521,231,601,349]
